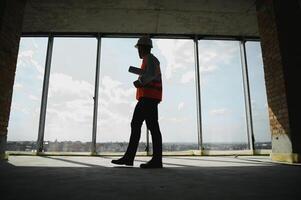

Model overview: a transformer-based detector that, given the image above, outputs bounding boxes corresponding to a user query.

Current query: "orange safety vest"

[136,54,162,101]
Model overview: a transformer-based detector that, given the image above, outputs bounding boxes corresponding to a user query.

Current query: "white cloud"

[37,75,44,80]
[209,108,231,116]
[45,73,95,126]
[155,39,194,80]
[47,99,93,124]
[18,50,44,75]
[45,72,136,142]
[99,105,130,124]
[197,48,219,76]
[199,51,217,63]
[181,71,195,83]
[28,94,39,101]
[48,73,94,98]
[102,75,122,89]
[98,76,136,130]
[177,102,185,110]
[31,38,39,49]
[200,65,218,75]
[11,103,30,114]
[154,40,237,83]
[198,41,238,76]
[65,99,93,122]
[160,116,188,123]
[19,50,34,58]
[14,82,23,89]
[213,41,238,64]
[30,58,44,75]
[100,75,135,105]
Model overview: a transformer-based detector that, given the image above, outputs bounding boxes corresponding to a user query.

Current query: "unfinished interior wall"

[22,0,258,36]
[0,0,26,159]
[256,0,301,163]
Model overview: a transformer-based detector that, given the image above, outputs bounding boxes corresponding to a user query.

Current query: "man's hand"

[133,80,143,88]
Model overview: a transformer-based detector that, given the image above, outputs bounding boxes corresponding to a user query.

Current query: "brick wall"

[256,0,301,157]
[0,0,26,156]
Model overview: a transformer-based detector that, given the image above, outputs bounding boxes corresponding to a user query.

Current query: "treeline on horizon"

[6,140,271,151]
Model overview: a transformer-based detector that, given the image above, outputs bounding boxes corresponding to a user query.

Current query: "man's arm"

[138,55,159,85]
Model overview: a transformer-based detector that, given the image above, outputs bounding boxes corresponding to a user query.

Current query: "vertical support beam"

[0,0,26,160]
[37,36,54,153]
[146,127,150,156]
[240,40,255,153]
[193,36,203,152]
[256,0,301,163]
[91,35,101,155]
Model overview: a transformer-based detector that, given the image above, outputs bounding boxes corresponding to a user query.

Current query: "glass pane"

[152,39,198,151]
[245,41,271,149]
[44,38,97,152]
[96,38,148,153]
[7,37,48,152]
[198,40,249,150]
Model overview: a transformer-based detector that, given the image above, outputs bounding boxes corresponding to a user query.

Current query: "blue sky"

[7,37,271,145]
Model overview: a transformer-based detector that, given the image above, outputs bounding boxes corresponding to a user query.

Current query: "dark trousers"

[124,97,162,162]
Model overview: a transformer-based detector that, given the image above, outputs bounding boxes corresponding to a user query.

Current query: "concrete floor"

[1,156,301,200]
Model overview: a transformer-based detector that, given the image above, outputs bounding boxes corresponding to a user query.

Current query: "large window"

[96,38,148,153]
[97,38,198,153]
[198,40,249,150]
[7,37,48,151]
[245,41,271,149]
[152,39,198,151]
[7,36,271,154]
[43,38,97,152]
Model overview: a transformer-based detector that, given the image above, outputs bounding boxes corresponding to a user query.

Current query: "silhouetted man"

[111,36,163,168]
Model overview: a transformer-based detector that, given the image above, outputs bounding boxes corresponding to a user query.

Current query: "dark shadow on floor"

[42,156,105,168]
[100,156,276,168]
[166,156,276,165]
[1,158,301,200]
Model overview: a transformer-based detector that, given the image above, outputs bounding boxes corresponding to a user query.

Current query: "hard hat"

[135,36,153,48]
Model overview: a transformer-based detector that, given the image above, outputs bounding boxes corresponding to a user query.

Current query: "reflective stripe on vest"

[144,84,162,91]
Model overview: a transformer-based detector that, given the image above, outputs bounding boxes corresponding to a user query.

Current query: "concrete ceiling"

[22,0,259,37]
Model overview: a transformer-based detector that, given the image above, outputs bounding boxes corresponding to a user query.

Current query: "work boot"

[111,157,133,166]
[140,159,163,169]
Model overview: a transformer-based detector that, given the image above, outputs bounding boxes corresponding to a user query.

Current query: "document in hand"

[128,66,144,75]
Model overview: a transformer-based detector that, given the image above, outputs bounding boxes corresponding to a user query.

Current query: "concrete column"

[256,0,301,163]
[0,0,26,160]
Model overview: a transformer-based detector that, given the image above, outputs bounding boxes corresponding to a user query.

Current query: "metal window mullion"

[240,40,255,153]
[146,127,150,156]
[37,35,54,153]
[194,36,203,152]
[91,35,101,155]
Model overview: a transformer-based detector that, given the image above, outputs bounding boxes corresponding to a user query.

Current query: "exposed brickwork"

[0,0,26,154]
[256,0,301,155]
[256,0,290,137]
